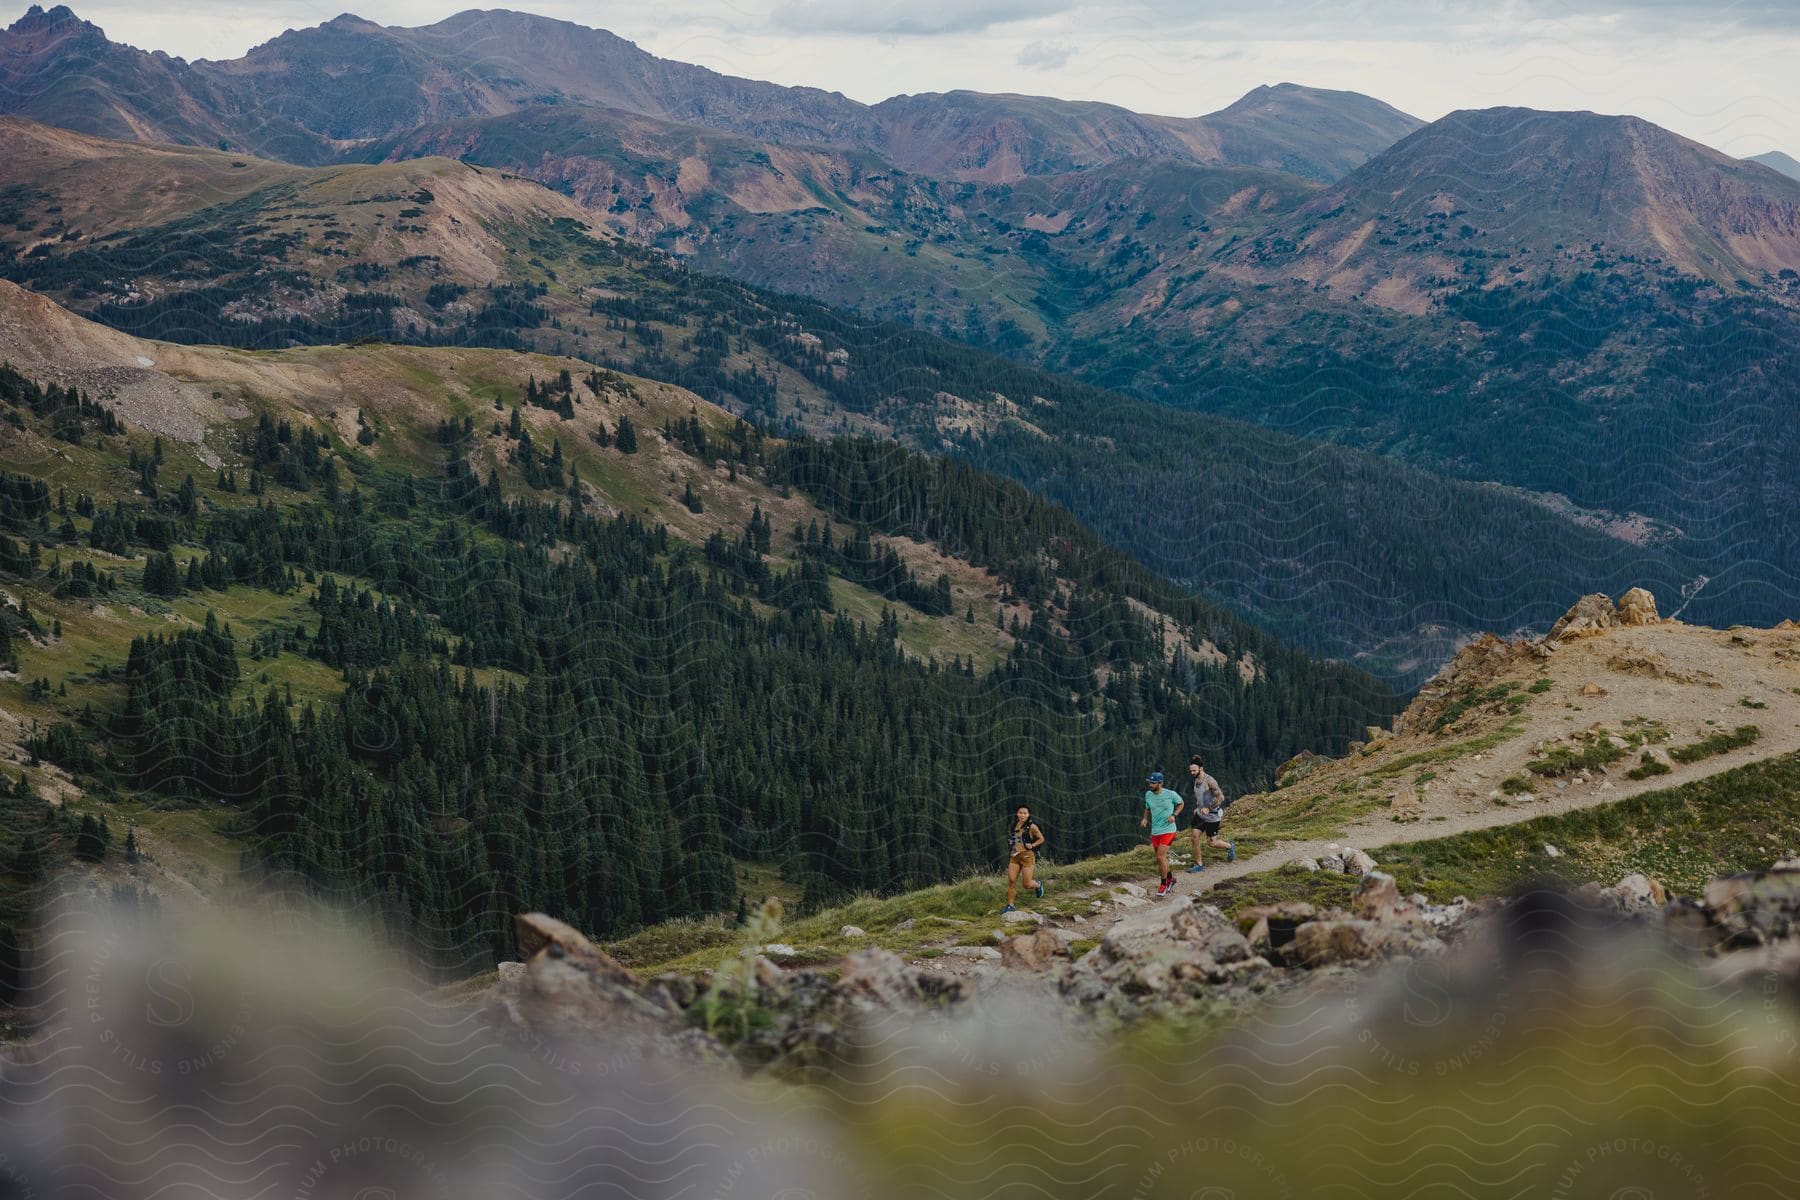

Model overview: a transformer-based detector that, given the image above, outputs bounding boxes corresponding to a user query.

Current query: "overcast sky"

[23,0,1800,157]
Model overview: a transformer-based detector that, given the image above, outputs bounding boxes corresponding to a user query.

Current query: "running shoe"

[1035,880,1045,899]
[1001,904,1016,914]
[1227,842,1237,863]
[1186,863,1205,873]
[1155,877,1173,897]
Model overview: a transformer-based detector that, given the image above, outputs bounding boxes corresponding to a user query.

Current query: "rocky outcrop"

[1350,871,1403,920]
[1616,587,1660,625]
[481,913,727,1064]
[1395,631,1528,733]
[828,948,969,1012]
[1546,593,1620,642]
[1275,749,1328,789]
[478,860,1800,1065]
[1060,899,1274,1015]
[1000,929,1068,971]
[1543,588,1660,643]
[1291,918,1445,967]
[1701,869,1800,946]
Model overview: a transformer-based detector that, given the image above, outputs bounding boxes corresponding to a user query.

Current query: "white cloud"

[768,0,1075,37]
[1016,39,1074,69]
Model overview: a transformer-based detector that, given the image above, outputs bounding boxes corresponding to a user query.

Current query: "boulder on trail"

[833,948,969,1008]
[1064,899,1269,1008]
[1547,593,1620,642]
[1616,587,1660,626]
[1000,929,1068,971]
[1610,873,1669,913]
[483,913,702,1053]
[1350,872,1403,920]
[1340,847,1378,876]
[1291,918,1446,968]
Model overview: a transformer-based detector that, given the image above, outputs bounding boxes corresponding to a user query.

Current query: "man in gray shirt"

[1186,754,1237,872]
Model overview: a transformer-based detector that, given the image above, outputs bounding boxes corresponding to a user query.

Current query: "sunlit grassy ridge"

[608,748,1800,976]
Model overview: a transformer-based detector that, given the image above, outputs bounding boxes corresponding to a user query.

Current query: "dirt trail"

[917,616,1800,981]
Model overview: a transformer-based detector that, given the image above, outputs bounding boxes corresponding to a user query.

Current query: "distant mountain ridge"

[1217,106,1800,299]
[0,5,1420,181]
[1751,150,1800,183]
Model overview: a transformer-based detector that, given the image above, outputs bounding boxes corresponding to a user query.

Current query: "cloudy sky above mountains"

[33,0,1800,156]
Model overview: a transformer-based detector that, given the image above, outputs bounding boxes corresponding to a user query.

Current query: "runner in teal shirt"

[1139,772,1184,895]
[1143,786,1179,835]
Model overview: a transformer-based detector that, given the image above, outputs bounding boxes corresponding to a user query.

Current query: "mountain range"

[0,116,1699,679]
[2,3,1798,661]
[0,6,1418,182]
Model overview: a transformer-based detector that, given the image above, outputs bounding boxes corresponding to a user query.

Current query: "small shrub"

[1669,725,1761,765]
[1432,682,1518,731]
[1527,739,1624,777]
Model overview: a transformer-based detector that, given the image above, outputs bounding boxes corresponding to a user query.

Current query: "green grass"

[1374,749,1800,901]
[1431,681,1517,731]
[1197,750,1800,924]
[1525,718,1668,778]
[824,576,1006,671]
[1244,719,1531,843]
[607,847,1155,974]
[1668,724,1760,764]
[1371,719,1527,779]
[1526,739,1624,777]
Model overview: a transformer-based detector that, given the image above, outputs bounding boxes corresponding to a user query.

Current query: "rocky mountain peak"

[5,3,104,44]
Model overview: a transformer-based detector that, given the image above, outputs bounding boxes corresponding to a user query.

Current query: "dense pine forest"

[0,360,1395,979]
[1067,274,1800,627]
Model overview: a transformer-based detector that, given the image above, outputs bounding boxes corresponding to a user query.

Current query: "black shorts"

[1194,818,1222,837]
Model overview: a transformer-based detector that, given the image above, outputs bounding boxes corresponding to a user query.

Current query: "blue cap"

[1146,772,1165,784]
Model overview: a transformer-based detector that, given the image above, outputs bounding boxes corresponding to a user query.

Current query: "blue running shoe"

[1001,904,1016,915]
[1227,842,1238,863]
[1035,881,1045,899]
[1187,862,1205,873]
